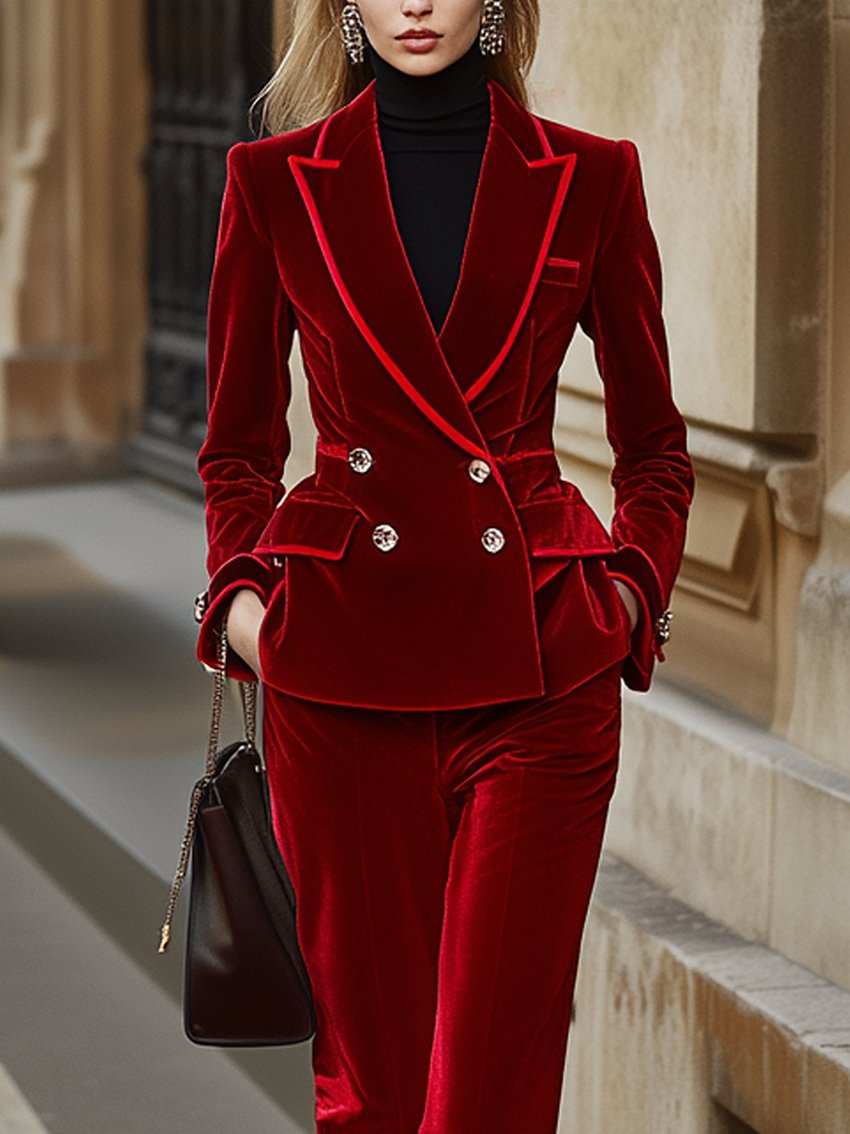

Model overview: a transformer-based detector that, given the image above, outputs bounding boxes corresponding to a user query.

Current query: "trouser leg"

[418,662,622,1134]
[262,692,449,1134]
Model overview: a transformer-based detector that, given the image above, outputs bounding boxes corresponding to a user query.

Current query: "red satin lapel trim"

[289,151,489,461]
[531,112,555,158]
[463,153,577,403]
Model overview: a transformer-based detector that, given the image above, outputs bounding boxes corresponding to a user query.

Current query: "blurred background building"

[0,2,848,1132]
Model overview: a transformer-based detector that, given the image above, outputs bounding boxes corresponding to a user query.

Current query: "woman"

[195,1,694,1130]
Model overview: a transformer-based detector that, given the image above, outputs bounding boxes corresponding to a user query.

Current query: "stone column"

[787,3,850,776]
[0,0,148,483]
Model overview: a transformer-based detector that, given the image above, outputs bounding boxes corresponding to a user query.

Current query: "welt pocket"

[253,493,362,559]
[539,256,581,287]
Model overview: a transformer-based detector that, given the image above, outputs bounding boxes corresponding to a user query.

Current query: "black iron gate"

[131,0,273,491]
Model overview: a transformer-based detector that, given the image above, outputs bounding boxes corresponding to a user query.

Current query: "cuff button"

[193,589,209,624]
[654,609,673,646]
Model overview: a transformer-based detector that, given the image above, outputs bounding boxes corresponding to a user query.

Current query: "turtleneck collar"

[366,38,490,126]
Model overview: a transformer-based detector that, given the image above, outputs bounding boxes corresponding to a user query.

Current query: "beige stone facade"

[1,1,847,1129]
[531,2,850,1129]
[0,0,149,483]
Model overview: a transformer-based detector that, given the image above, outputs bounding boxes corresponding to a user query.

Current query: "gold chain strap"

[240,677,257,748]
[157,627,257,953]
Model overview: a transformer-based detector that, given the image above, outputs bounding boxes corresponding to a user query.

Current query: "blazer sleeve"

[194,141,295,680]
[580,139,694,691]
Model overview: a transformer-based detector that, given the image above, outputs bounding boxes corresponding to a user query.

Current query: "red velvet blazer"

[195,76,694,710]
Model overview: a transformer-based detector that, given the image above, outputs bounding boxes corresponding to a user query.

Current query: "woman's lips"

[396,30,442,52]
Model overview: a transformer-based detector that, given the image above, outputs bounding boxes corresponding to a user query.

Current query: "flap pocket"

[540,256,581,287]
[517,496,615,557]
[254,494,361,559]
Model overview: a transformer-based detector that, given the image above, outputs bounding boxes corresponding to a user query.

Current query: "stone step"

[561,856,850,1134]
[608,679,850,991]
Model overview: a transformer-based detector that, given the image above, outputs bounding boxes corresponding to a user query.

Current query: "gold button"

[349,447,374,473]
[481,527,505,553]
[193,590,209,623]
[468,458,491,483]
[372,523,399,552]
[655,609,673,645]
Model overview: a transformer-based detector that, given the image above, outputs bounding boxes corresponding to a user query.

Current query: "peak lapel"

[289,78,576,456]
[438,84,577,401]
[289,82,488,457]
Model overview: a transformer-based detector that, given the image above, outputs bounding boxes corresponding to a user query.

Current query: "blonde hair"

[251,1,540,135]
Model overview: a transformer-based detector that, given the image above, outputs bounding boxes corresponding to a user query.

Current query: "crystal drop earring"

[340,2,365,65]
[479,0,506,56]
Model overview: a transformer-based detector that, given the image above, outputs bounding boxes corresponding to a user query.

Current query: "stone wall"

[531,2,850,1129]
[534,0,829,726]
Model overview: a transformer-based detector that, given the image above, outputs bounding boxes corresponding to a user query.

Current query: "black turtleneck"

[366,39,490,338]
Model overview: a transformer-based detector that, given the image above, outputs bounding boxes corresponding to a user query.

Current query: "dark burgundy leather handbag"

[158,629,316,1046]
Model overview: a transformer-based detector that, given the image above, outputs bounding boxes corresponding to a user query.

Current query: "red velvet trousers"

[262,661,622,1133]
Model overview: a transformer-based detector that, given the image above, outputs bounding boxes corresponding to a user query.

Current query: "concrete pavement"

[0,477,313,1132]
[0,825,301,1134]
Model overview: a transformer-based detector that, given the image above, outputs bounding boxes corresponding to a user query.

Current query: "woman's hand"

[224,588,266,678]
[612,579,640,634]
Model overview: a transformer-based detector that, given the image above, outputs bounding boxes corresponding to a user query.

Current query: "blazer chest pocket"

[539,256,581,288]
[254,493,362,560]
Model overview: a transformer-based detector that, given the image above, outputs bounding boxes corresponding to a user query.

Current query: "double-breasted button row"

[350,448,493,487]
[348,445,504,554]
[468,458,504,551]
[348,447,393,549]
[369,523,505,554]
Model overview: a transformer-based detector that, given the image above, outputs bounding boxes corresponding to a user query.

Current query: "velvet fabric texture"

[263,661,623,1133]
[196,76,694,706]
